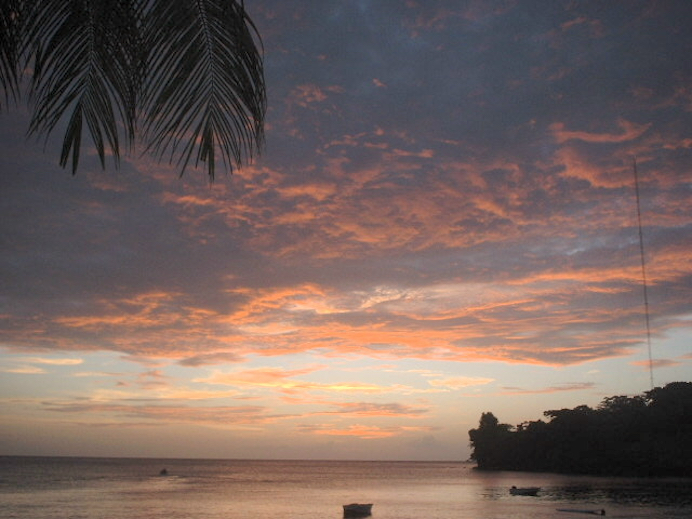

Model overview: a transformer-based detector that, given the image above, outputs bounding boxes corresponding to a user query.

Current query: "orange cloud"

[500,382,596,395]
[288,84,345,109]
[3,130,687,369]
[551,146,632,189]
[2,365,46,374]
[43,401,289,427]
[551,118,651,144]
[631,358,681,369]
[199,367,397,394]
[228,284,329,323]
[323,402,429,418]
[297,423,434,439]
[54,290,213,331]
[18,357,83,365]
[428,376,494,389]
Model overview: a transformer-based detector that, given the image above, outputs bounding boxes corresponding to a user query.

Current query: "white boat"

[509,486,540,496]
[343,503,373,516]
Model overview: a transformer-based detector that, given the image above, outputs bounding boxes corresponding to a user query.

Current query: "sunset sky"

[1,0,691,461]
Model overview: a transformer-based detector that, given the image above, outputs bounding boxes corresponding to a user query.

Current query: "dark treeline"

[468,382,692,477]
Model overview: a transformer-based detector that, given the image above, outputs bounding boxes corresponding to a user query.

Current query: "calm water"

[1,457,691,519]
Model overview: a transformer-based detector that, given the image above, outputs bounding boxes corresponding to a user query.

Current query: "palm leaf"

[2,0,265,179]
[141,0,266,180]
[24,0,143,173]
[0,0,24,108]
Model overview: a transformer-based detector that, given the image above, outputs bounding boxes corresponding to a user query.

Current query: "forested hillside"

[468,382,692,476]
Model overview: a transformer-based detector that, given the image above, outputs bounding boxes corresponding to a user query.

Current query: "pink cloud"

[297,423,434,439]
[428,376,494,389]
[551,118,651,144]
[323,401,429,417]
[44,401,289,426]
[500,382,596,395]
[631,358,681,369]
[200,367,398,395]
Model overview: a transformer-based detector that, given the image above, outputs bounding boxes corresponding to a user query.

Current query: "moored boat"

[343,503,373,516]
[557,509,606,516]
[509,486,540,496]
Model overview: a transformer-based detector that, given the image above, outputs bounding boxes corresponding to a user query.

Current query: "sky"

[1,0,691,461]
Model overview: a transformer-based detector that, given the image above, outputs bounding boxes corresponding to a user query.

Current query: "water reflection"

[543,480,692,507]
[3,459,691,519]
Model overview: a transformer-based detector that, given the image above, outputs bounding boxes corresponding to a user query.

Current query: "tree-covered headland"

[468,382,692,477]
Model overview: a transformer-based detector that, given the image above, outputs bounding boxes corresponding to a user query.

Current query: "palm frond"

[24,0,144,173]
[141,0,266,180]
[1,0,265,179]
[0,0,24,109]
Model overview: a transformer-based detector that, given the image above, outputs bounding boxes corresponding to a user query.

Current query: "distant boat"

[343,503,373,516]
[510,486,540,496]
[557,509,606,516]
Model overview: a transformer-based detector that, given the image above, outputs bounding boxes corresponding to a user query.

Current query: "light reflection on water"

[1,457,690,519]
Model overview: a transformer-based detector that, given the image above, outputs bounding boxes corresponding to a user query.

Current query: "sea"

[1,457,691,519]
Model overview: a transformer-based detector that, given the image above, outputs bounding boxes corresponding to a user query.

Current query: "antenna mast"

[633,158,654,390]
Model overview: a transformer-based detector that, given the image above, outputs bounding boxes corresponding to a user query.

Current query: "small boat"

[509,486,540,496]
[557,509,606,516]
[343,503,373,516]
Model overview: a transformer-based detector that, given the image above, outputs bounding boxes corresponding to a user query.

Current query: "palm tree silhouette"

[1,0,266,180]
